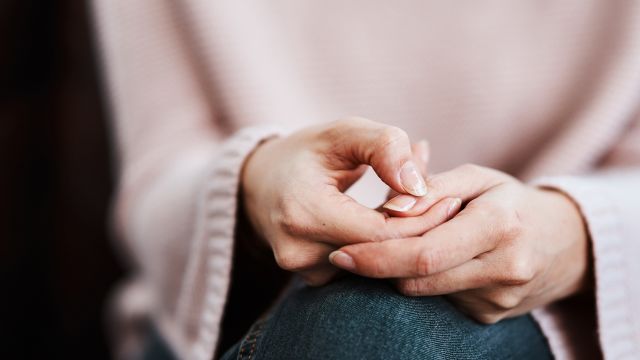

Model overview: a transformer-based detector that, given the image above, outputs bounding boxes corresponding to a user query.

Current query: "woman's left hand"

[329,164,591,323]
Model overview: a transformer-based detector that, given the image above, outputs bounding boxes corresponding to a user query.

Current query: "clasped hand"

[242,117,590,324]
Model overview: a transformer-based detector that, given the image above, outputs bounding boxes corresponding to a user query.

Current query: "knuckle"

[457,163,514,185]
[467,201,491,219]
[501,255,535,285]
[397,278,421,296]
[377,126,409,150]
[320,117,374,145]
[415,250,437,276]
[485,200,508,218]
[475,312,503,325]
[329,116,372,134]
[425,174,444,193]
[278,199,310,236]
[317,125,340,144]
[320,118,355,140]
[279,215,303,236]
[458,163,484,176]
[371,256,387,278]
[274,248,312,272]
[340,116,372,126]
[477,202,522,240]
[489,291,522,310]
[472,201,504,224]
[458,163,505,181]
[500,208,523,240]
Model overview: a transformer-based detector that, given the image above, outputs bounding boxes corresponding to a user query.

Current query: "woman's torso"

[176,1,640,205]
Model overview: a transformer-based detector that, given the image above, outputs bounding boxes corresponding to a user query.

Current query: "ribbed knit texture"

[175,126,284,360]
[532,173,640,360]
[92,2,640,359]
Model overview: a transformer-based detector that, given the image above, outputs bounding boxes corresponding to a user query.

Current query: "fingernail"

[400,161,428,196]
[418,140,430,165]
[447,198,462,218]
[383,195,417,212]
[329,251,355,271]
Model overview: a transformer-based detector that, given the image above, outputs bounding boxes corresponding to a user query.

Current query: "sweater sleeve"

[530,117,640,360]
[92,2,283,359]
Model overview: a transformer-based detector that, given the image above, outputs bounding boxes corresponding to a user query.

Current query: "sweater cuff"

[530,176,637,360]
[176,124,286,360]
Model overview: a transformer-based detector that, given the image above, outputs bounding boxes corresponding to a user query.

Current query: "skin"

[330,164,591,324]
[241,117,459,285]
[242,117,590,323]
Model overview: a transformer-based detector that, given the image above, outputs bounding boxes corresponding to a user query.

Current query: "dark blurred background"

[1,1,124,358]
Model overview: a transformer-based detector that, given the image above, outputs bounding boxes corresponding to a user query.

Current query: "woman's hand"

[329,164,590,323]
[242,117,460,285]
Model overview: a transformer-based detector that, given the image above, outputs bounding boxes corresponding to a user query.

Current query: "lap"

[222,275,552,360]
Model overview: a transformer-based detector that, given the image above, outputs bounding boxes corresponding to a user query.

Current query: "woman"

[94,2,640,359]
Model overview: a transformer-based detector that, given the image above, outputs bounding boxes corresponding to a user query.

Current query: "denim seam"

[237,317,268,360]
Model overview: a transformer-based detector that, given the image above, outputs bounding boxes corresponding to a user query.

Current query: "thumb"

[413,139,430,177]
[384,139,430,202]
[327,118,427,196]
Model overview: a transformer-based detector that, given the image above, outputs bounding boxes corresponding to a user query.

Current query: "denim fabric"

[220,275,552,360]
[144,275,552,359]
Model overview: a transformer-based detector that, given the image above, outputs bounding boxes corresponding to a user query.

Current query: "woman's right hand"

[241,117,462,285]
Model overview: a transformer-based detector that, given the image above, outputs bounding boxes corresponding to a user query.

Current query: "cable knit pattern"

[92,1,640,359]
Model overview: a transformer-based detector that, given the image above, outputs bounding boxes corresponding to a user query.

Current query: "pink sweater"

[93,2,640,359]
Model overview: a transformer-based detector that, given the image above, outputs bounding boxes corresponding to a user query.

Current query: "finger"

[273,239,335,273]
[413,140,429,177]
[447,287,528,324]
[382,140,429,210]
[387,141,426,199]
[325,117,427,196]
[334,165,369,192]
[299,265,341,286]
[395,258,494,296]
[446,291,509,324]
[383,196,461,237]
[317,196,461,247]
[274,239,341,286]
[330,205,499,278]
[383,163,511,217]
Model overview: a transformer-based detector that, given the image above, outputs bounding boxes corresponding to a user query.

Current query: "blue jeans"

[144,275,552,359]
[219,275,552,360]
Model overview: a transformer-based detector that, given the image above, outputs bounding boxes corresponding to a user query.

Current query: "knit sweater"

[93,2,640,359]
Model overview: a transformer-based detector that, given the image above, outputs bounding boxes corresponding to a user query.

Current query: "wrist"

[239,135,281,248]
[241,135,279,193]
[538,187,593,296]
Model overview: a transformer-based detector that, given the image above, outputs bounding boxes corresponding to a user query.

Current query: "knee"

[258,276,550,359]
[288,275,465,332]
[262,276,471,357]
